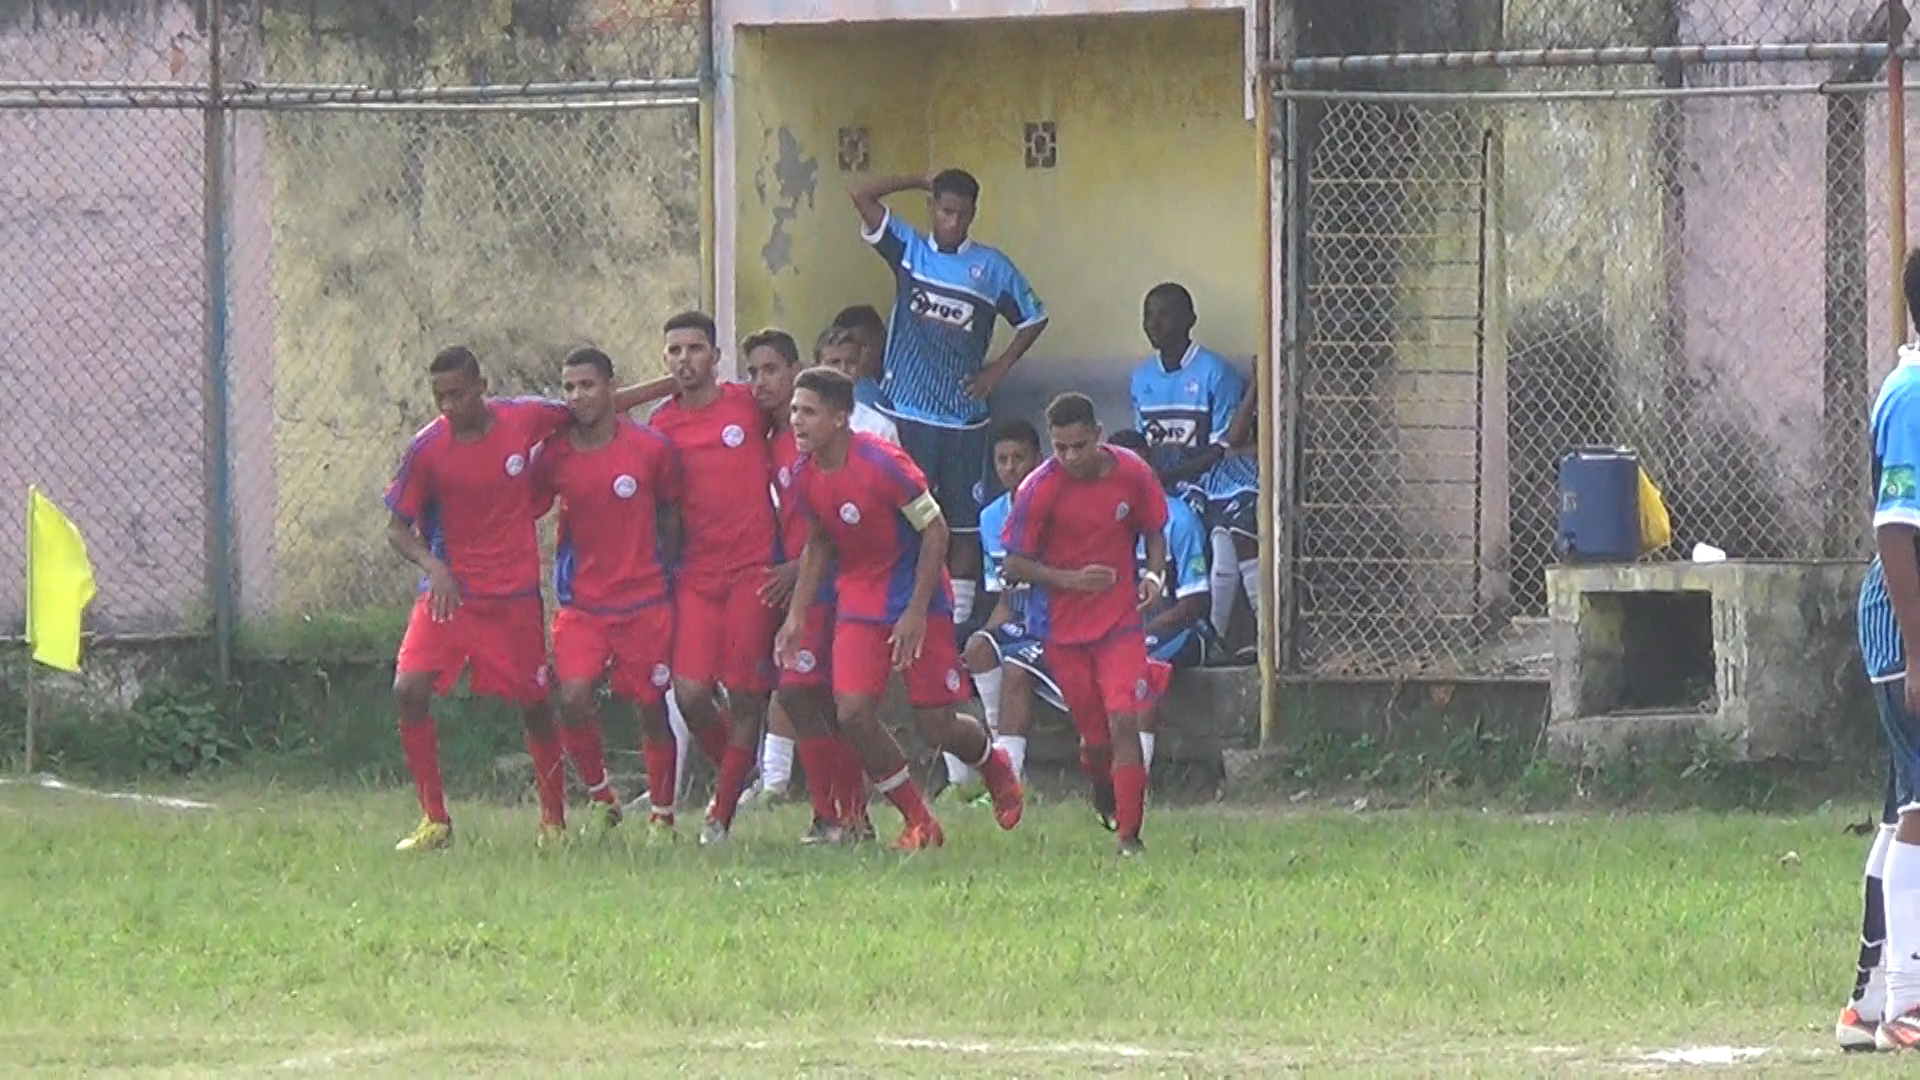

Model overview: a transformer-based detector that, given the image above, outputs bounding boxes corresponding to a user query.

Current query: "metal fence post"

[203,0,235,681]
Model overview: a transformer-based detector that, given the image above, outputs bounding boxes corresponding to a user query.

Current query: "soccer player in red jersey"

[777,366,1023,850]
[748,329,872,843]
[647,311,783,846]
[1003,392,1169,857]
[531,347,686,841]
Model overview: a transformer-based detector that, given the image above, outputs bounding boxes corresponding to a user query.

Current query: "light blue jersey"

[853,376,886,410]
[1138,494,1211,656]
[981,488,1049,638]
[1130,343,1257,501]
[1861,346,1920,682]
[865,211,1047,429]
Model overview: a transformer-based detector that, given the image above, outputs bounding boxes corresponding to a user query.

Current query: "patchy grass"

[0,778,1897,1076]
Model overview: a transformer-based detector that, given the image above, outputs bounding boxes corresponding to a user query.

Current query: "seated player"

[829,304,890,409]
[954,419,1048,799]
[777,366,1023,850]
[1003,393,1168,856]
[746,328,872,843]
[382,345,667,852]
[1131,283,1259,657]
[531,347,684,842]
[646,312,782,847]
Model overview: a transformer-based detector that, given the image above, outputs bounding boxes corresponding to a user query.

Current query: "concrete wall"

[0,0,705,634]
[729,11,1260,443]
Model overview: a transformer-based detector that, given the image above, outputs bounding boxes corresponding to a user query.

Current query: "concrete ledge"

[1546,559,1870,763]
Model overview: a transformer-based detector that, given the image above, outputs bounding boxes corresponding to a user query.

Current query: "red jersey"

[792,433,952,624]
[648,382,779,593]
[770,425,807,563]
[1002,446,1167,646]
[383,397,571,599]
[532,418,682,613]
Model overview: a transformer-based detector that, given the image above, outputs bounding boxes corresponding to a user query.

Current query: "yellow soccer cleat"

[395,817,453,853]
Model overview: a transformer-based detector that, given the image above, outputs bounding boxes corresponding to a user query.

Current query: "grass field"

[0,777,1905,1077]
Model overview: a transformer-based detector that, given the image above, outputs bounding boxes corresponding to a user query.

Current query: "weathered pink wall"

[0,2,277,634]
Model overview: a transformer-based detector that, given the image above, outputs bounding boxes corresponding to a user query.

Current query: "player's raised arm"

[849,172,932,238]
[613,374,676,414]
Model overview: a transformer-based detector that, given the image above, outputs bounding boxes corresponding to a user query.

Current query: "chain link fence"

[1,1,705,645]
[1280,30,1916,678]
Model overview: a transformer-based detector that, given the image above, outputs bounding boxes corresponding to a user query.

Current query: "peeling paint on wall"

[756,124,818,276]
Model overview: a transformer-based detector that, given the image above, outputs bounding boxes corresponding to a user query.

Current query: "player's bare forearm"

[1880,524,1920,657]
[614,376,675,414]
[991,322,1047,375]
[1143,531,1168,583]
[786,533,834,626]
[1226,387,1258,448]
[1160,446,1223,487]
[1004,553,1080,593]
[984,594,1015,632]
[906,516,950,619]
[850,174,929,232]
[386,514,442,574]
[1145,594,1207,641]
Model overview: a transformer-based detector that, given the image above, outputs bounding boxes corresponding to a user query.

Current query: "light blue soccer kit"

[864,210,1046,532]
[1860,345,1920,821]
[1130,343,1259,538]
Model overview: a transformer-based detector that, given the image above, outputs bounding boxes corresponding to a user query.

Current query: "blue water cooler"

[1556,446,1642,564]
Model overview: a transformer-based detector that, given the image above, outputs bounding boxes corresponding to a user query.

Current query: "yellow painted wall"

[733,12,1258,378]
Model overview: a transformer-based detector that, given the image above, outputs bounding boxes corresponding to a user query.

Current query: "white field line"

[876,1036,1195,1060]
[269,1041,408,1071]
[0,773,216,810]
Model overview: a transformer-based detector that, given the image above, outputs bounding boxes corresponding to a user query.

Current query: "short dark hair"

[991,417,1041,454]
[663,310,717,345]
[1906,250,1920,336]
[930,168,980,204]
[831,304,886,334]
[430,345,480,379]
[1145,282,1196,322]
[795,365,855,415]
[562,346,614,381]
[1106,428,1150,453]
[813,325,859,361]
[1045,392,1098,430]
[742,327,801,366]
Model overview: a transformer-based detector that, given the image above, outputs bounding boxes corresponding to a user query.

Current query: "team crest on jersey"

[971,480,986,505]
[1115,501,1130,521]
[535,664,550,688]
[722,424,745,448]
[651,663,671,687]
[613,474,637,499]
[968,263,984,282]
[778,465,792,489]
[839,502,861,525]
[945,669,962,691]
[1186,379,1201,396]
[1134,677,1149,701]
[908,287,976,332]
[794,650,817,673]
[505,453,526,477]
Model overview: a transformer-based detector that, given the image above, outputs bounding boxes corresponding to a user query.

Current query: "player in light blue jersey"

[1842,250,1920,1052]
[831,304,891,411]
[851,168,1049,627]
[950,419,1048,797]
[1132,283,1260,655]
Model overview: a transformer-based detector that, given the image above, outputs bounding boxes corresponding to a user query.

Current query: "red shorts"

[552,603,673,705]
[780,602,834,690]
[1050,631,1157,721]
[673,573,779,695]
[396,592,548,706]
[832,615,969,708]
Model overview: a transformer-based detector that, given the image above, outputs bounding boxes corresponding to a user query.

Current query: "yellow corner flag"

[26,486,97,673]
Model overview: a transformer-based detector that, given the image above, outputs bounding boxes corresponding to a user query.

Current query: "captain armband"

[902,491,943,532]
